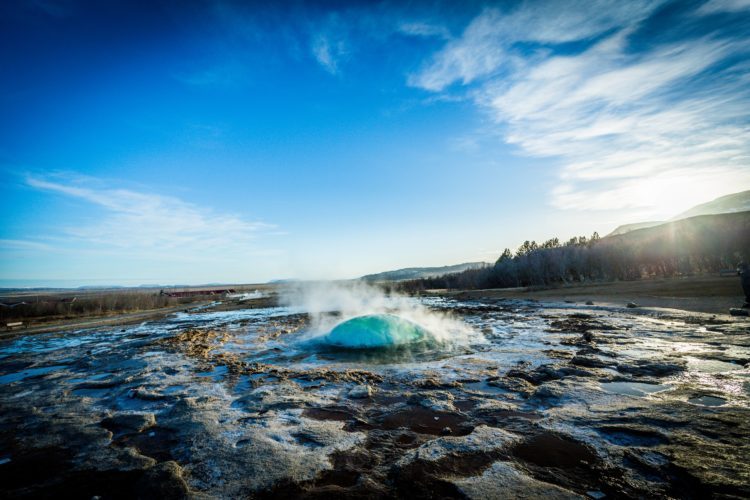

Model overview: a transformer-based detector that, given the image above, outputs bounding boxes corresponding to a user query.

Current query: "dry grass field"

[446,275,746,315]
[0,284,277,330]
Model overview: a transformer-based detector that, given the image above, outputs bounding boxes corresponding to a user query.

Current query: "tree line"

[398,212,750,292]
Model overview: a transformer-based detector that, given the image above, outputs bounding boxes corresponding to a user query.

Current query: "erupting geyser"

[322,314,432,349]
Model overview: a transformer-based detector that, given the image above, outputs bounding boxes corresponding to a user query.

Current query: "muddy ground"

[0,296,748,499]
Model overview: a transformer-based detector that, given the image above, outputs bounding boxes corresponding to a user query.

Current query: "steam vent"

[323,314,430,348]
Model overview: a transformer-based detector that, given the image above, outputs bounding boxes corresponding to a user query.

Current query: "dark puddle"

[196,365,228,380]
[304,404,474,436]
[291,432,327,448]
[512,433,599,469]
[72,387,111,399]
[601,381,669,397]
[688,395,726,407]
[597,425,669,446]
[453,399,478,412]
[114,427,179,462]
[373,406,473,436]
[0,365,68,384]
[303,407,353,422]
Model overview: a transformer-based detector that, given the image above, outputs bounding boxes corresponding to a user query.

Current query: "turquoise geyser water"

[322,314,432,349]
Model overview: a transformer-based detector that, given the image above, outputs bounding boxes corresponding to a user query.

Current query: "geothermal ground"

[0,294,749,499]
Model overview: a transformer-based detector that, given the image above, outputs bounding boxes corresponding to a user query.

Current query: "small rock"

[585,301,594,305]
[348,384,372,399]
[626,302,638,308]
[729,308,749,316]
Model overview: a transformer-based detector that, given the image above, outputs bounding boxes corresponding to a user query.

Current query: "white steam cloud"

[279,281,478,345]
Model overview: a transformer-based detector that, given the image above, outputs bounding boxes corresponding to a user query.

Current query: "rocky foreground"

[0,297,748,499]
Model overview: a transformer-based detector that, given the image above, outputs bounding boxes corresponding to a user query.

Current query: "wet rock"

[512,432,600,469]
[531,385,564,401]
[586,301,595,306]
[134,461,190,499]
[453,460,582,499]
[75,376,133,390]
[627,302,638,308]
[128,387,166,401]
[163,398,364,495]
[236,381,333,412]
[408,391,456,412]
[506,364,592,386]
[4,292,750,497]
[396,425,518,466]
[86,444,157,473]
[571,356,611,369]
[348,384,372,399]
[570,313,592,319]
[292,418,367,449]
[616,360,685,377]
[597,424,669,447]
[506,365,560,385]
[548,316,614,333]
[101,413,156,434]
[412,377,461,389]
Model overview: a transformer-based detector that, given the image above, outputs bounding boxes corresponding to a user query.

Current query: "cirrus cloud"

[410,1,750,218]
[24,175,278,261]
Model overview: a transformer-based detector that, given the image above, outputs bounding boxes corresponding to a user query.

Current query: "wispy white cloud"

[25,175,277,260]
[308,10,354,75]
[411,1,750,218]
[311,33,348,74]
[410,1,664,91]
[397,21,451,40]
[0,239,55,252]
[696,0,750,15]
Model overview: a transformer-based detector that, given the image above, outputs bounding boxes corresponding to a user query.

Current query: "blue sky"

[1,0,749,286]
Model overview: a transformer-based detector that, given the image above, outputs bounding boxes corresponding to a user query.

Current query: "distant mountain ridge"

[360,262,490,282]
[608,189,750,236]
[607,221,664,236]
[669,190,750,221]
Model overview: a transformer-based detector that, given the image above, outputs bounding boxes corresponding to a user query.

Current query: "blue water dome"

[322,314,431,349]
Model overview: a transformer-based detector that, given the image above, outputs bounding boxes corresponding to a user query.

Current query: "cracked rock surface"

[1,297,749,498]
